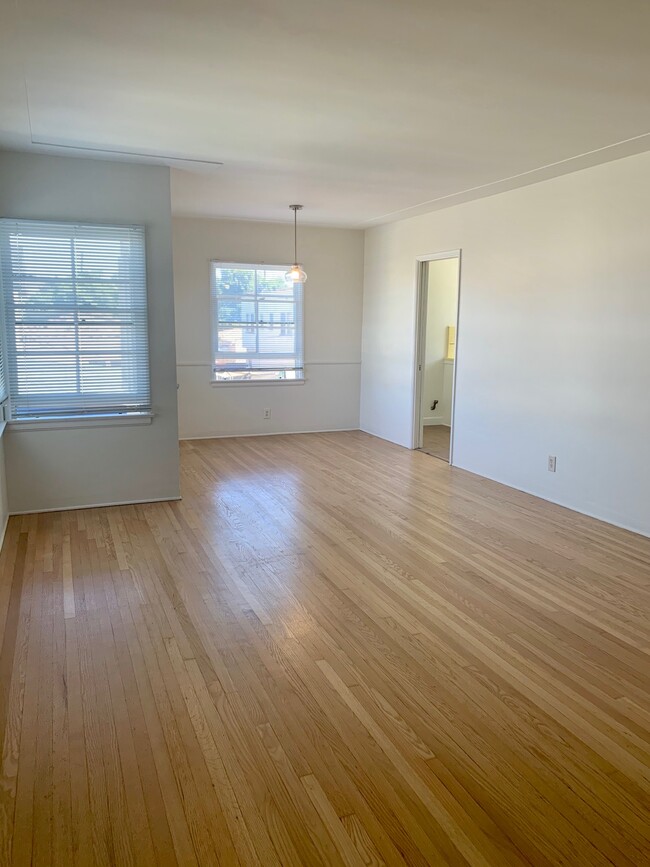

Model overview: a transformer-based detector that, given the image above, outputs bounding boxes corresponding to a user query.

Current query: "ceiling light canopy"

[285,205,307,285]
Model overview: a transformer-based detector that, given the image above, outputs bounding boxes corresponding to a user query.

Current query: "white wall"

[173,217,364,438]
[422,258,458,426]
[361,150,650,536]
[0,152,180,513]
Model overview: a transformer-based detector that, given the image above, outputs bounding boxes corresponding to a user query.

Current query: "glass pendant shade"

[285,263,307,285]
[286,205,307,285]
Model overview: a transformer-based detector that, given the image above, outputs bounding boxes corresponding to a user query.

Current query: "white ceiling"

[1,0,650,227]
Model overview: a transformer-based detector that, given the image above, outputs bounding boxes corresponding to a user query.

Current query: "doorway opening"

[413,252,461,463]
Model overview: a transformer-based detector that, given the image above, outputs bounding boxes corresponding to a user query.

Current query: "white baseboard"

[359,430,650,540]
[10,495,182,516]
[423,420,451,427]
[358,426,411,449]
[451,461,650,540]
[179,427,359,441]
[0,513,8,553]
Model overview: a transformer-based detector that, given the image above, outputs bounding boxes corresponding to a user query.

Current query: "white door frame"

[412,249,462,464]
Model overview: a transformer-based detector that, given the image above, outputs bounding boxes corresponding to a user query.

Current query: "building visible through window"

[0,219,150,420]
[210,263,304,382]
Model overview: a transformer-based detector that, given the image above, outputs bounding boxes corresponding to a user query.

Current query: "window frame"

[0,218,152,427]
[209,260,305,386]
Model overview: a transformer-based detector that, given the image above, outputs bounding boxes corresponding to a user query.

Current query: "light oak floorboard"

[0,430,649,865]
[419,425,451,462]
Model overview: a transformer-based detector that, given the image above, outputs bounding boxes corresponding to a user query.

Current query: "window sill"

[8,413,154,432]
[210,379,306,388]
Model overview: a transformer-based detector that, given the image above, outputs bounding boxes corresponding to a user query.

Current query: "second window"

[210,262,304,383]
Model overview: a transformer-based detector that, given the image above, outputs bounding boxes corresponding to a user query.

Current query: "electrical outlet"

[548,455,557,473]
[263,408,271,419]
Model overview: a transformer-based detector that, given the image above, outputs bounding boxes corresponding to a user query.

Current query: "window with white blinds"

[210,263,304,382]
[0,219,150,420]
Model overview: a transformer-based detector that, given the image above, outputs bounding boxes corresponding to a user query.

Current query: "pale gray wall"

[173,217,364,438]
[0,152,180,512]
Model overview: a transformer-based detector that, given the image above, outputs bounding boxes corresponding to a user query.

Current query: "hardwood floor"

[420,425,451,462]
[0,430,649,865]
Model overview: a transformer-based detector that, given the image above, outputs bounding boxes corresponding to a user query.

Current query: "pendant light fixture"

[285,204,308,285]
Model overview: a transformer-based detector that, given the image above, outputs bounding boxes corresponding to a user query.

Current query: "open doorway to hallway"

[414,253,460,463]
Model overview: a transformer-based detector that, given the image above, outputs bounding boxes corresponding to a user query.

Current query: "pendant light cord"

[286,205,307,284]
[290,204,302,264]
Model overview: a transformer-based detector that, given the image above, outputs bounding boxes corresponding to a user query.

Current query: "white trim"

[29,137,224,167]
[416,249,462,263]
[358,426,411,449]
[177,361,360,367]
[366,131,650,225]
[450,462,650,541]
[359,429,650,540]
[449,255,463,468]
[209,259,291,270]
[210,379,305,388]
[10,495,182,516]
[8,413,154,432]
[306,361,361,367]
[180,427,358,441]
[0,514,8,553]
[412,251,462,466]
[412,258,428,450]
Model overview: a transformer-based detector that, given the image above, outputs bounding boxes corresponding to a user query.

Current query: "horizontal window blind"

[210,262,304,382]
[0,219,150,419]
